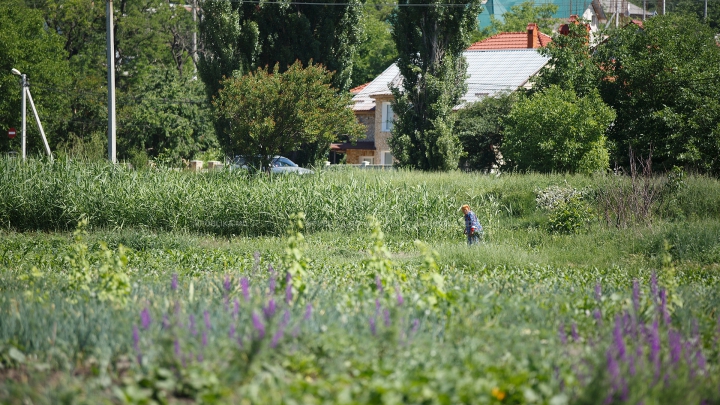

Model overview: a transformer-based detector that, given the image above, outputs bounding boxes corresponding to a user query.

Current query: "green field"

[1,159,719,404]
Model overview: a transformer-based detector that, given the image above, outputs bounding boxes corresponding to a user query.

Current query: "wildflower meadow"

[1,159,720,404]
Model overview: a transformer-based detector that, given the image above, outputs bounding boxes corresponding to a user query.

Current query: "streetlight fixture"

[10,68,53,162]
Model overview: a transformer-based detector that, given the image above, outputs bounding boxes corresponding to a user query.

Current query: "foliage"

[63,218,131,307]
[215,61,364,169]
[532,18,600,97]
[281,213,309,302]
[536,184,594,234]
[454,92,519,171]
[476,1,561,40]
[592,14,720,174]
[503,85,615,174]
[388,0,482,171]
[350,0,397,87]
[0,0,71,155]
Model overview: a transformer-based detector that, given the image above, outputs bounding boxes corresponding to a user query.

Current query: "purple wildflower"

[649,321,661,377]
[696,348,706,373]
[659,289,670,325]
[189,314,197,336]
[223,275,232,292]
[593,309,603,326]
[140,308,151,330]
[668,330,682,364]
[369,317,377,336]
[171,273,178,291]
[632,279,641,314]
[229,324,236,339]
[396,285,404,306]
[268,272,276,295]
[264,298,276,319]
[241,277,250,302]
[174,339,181,357]
[252,311,265,339]
[203,310,211,330]
[283,309,291,326]
[594,282,602,301]
[285,276,293,304]
[271,328,285,348]
[233,299,240,318]
[571,322,579,342]
[202,331,208,347]
[304,303,313,320]
[383,308,391,327]
[411,319,420,335]
[605,348,621,400]
[650,271,658,298]
[613,316,627,361]
[375,275,383,292]
[132,325,140,351]
[558,322,567,345]
[375,298,381,313]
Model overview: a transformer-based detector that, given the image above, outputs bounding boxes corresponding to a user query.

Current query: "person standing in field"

[460,204,482,246]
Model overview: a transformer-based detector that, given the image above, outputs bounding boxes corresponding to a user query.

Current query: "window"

[361,156,374,164]
[382,151,393,166]
[381,102,394,132]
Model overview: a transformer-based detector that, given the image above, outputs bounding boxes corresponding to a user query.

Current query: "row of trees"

[407,13,720,174]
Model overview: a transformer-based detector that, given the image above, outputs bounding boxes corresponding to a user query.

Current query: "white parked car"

[230,156,314,174]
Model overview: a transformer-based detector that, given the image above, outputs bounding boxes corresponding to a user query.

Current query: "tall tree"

[351,0,397,86]
[388,0,482,171]
[0,0,71,155]
[215,61,364,170]
[593,14,720,173]
[476,1,560,41]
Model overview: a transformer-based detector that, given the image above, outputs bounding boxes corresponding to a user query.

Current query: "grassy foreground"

[1,159,720,404]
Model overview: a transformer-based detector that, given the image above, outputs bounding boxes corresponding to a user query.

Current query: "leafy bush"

[503,86,615,174]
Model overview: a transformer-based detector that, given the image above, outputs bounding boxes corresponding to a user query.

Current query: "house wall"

[356,111,375,141]
[346,149,376,164]
[372,94,395,164]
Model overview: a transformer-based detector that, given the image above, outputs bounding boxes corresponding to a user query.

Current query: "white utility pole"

[107,0,117,163]
[11,68,54,161]
[192,0,198,71]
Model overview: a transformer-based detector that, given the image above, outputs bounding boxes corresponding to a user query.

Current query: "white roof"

[352,49,549,110]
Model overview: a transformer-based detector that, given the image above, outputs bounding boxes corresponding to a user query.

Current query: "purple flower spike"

[375,298,381,313]
[171,273,178,291]
[669,330,682,364]
[229,324,236,339]
[202,331,208,347]
[268,273,276,295]
[593,309,603,326]
[396,285,404,306]
[659,289,670,325]
[233,299,240,318]
[304,303,313,320]
[132,325,140,351]
[571,322,579,342]
[174,339,181,357]
[283,309,291,326]
[594,282,602,301]
[632,279,641,314]
[252,311,265,339]
[696,348,706,372]
[271,324,286,348]
[264,299,276,319]
[558,322,567,345]
[285,281,293,304]
[140,308,151,330]
[383,308,391,327]
[189,314,197,336]
[650,271,658,298]
[241,277,250,302]
[376,275,383,292]
[203,310,211,330]
[411,319,420,335]
[223,275,232,292]
[613,316,626,361]
[369,317,377,336]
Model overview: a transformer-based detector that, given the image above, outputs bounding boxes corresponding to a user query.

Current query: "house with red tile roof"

[331,24,553,165]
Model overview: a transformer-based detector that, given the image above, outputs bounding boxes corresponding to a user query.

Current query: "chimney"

[526,23,539,48]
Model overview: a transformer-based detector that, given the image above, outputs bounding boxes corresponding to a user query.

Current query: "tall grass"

[2,158,718,238]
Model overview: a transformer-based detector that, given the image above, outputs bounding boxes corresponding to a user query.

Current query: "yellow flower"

[491,387,506,401]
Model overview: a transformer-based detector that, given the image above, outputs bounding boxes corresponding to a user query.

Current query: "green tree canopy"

[0,0,71,155]
[593,14,720,173]
[454,92,519,171]
[215,61,364,170]
[503,85,615,174]
[389,0,482,171]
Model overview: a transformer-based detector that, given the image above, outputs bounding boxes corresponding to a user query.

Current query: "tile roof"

[351,49,549,110]
[467,31,552,50]
[350,82,370,94]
